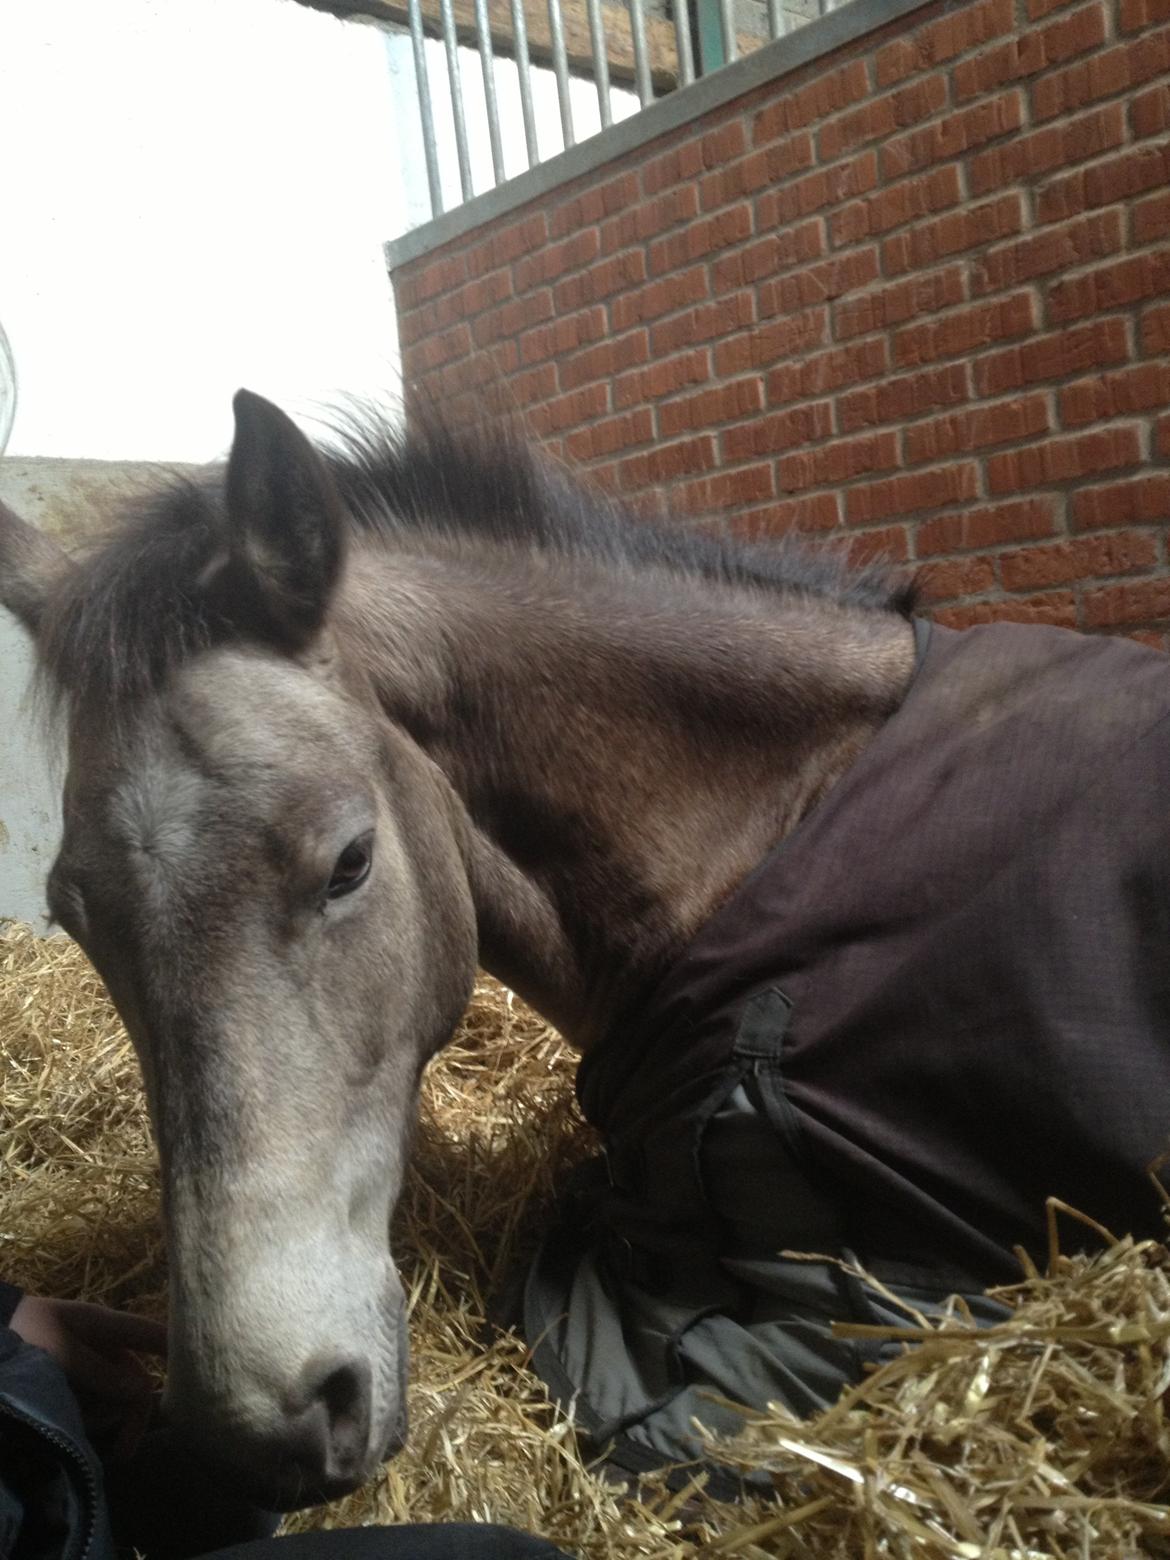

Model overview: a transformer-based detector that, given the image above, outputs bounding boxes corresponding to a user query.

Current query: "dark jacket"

[0,1307,113,1560]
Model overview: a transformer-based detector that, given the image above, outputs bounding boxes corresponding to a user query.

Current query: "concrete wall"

[0,461,197,925]
[389,0,1170,642]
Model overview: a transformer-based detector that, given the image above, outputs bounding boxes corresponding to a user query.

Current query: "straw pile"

[3,920,1169,1558]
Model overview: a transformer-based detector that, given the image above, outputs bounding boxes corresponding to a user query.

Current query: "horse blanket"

[522,619,1170,1483]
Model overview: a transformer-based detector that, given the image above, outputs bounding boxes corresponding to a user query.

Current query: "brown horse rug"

[521,618,1170,1486]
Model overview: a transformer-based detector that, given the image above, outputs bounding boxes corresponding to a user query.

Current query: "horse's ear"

[0,497,72,637]
[218,389,345,650]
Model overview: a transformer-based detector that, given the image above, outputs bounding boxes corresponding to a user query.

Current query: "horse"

[2,390,1169,1508]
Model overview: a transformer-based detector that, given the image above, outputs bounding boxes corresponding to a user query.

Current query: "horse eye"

[326,832,374,900]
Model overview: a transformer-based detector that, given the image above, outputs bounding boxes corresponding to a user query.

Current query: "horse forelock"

[30,410,918,732]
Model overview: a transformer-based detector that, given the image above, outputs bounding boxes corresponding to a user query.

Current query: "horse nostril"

[299,1356,373,1482]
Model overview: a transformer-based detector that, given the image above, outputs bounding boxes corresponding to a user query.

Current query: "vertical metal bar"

[407,0,444,216]
[546,0,575,149]
[766,0,783,38]
[510,0,541,167]
[439,0,474,201]
[585,0,613,128]
[473,0,506,184]
[717,0,738,63]
[672,0,696,86]
[627,0,653,105]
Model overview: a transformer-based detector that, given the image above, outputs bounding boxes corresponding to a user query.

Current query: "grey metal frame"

[389,0,930,268]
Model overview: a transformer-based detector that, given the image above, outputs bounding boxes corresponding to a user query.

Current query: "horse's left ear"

[0,497,73,637]
[219,389,346,650]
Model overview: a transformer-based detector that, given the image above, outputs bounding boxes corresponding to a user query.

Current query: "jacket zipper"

[0,1398,99,1560]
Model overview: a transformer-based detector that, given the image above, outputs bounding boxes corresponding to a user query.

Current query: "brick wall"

[390,0,1170,642]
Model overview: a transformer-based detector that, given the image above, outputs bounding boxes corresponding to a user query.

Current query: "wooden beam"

[294,0,684,91]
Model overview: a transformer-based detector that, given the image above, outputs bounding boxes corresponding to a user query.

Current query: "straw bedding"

[2,921,1169,1558]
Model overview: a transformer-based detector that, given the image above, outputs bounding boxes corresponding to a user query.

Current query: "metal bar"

[584,0,613,128]
[407,0,444,215]
[766,0,784,39]
[473,0,506,183]
[627,0,653,105]
[546,0,575,148]
[439,0,475,200]
[718,0,738,62]
[510,0,541,166]
[672,0,696,85]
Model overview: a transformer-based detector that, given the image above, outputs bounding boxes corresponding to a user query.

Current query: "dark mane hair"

[35,413,918,724]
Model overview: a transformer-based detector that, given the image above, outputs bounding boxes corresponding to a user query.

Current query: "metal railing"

[405,0,842,219]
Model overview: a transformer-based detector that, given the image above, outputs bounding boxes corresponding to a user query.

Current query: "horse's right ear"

[0,497,71,637]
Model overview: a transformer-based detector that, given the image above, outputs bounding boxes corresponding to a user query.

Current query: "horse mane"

[34,411,918,725]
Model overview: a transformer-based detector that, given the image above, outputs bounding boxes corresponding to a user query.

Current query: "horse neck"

[340,541,917,1050]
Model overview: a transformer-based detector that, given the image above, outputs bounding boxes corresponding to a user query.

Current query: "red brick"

[1134,188,1170,245]
[969,103,1126,195]
[762,248,880,315]
[1142,302,1170,356]
[883,194,1024,275]
[476,212,548,274]
[935,592,1078,629]
[648,205,754,276]
[844,525,912,566]
[673,465,776,512]
[818,75,948,163]
[768,337,889,403]
[700,135,815,210]
[547,173,638,240]
[1033,40,1149,119]
[1159,414,1170,457]
[875,0,1014,86]
[526,383,608,436]
[558,328,650,391]
[724,401,834,460]
[838,363,969,432]
[641,140,703,196]
[882,90,1023,179]
[651,292,755,356]
[972,209,1123,294]
[471,288,553,348]
[1002,531,1159,591]
[1133,82,1170,136]
[614,349,709,410]
[752,59,870,141]
[1060,361,1170,424]
[1126,630,1170,650]
[836,266,965,340]
[917,498,1059,554]
[616,435,718,490]
[1083,577,1170,627]
[974,316,1130,394]
[513,229,600,292]
[565,409,653,461]
[1121,0,1170,28]
[757,150,879,228]
[905,395,1050,463]
[919,555,1000,599]
[409,321,471,374]
[712,222,825,292]
[987,426,1143,492]
[1038,141,1170,223]
[729,494,842,538]
[846,463,980,523]
[393,251,468,311]
[953,4,1109,98]
[894,292,1035,367]
[518,306,607,367]
[1072,474,1170,527]
[832,166,962,247]
[660,377,765,439]
[1049,248,1170,321]
[779,431,899,491]
[713,309,828,375]
[553,251,646,314]
[700,120,747,168]
[504,362,559,410]
[600,185,699,254]
[1028,0,1081,17]
[610,267,709,331]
